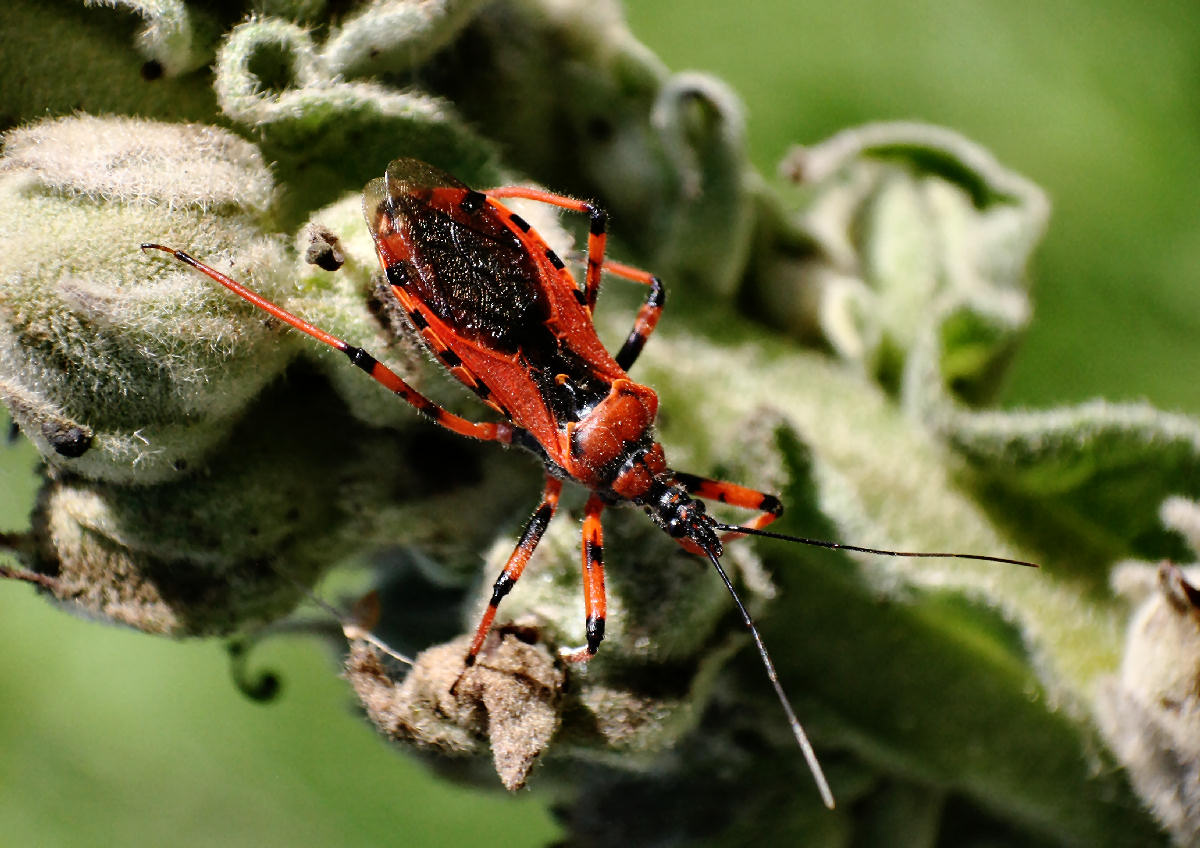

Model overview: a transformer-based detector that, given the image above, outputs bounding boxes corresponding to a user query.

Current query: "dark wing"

[382,158,467,194]
[364,160,551,355]
[363,159,628,456]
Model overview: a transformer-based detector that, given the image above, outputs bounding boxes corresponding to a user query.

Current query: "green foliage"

[0,1,1197,846]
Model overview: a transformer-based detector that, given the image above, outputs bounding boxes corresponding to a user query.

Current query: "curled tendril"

[225,636,283,703]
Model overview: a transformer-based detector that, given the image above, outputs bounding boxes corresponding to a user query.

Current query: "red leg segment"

[484,188,665,370]
[463,475,564,667]
[561,492,608,663]
[671,472,784,552]
[140,245,512,444]
[383,281,514,416]
[603,261,665,372]
[485,185,608,311]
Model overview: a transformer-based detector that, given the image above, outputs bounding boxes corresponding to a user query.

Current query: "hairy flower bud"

[0,115,292,482]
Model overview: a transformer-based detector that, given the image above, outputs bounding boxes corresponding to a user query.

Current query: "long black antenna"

[704,547,835,809]
[712,524,1039,568]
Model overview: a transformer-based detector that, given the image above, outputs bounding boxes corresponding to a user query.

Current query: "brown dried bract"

[346,628,565,790]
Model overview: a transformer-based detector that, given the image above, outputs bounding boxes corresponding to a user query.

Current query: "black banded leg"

[140,244,512,444]
[462,475,564,669]
[483,185,608,311]
[604,263,665,371]
[560,493,607,663]
[338,343,513,442]
[480,187,665,368]
[671,472,784,551]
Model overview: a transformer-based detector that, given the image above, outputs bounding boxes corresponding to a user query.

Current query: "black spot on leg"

[585,616,605,653]
[759,494,783,516]
[545,249,565,270]
[490,573,516,605]
[344,345,378,374]
[522,502,555,541]
[439,349,463,368]
[615,333,647,372]
[672,472,703,493]
[647,277,666,307]
[509,213,532,232]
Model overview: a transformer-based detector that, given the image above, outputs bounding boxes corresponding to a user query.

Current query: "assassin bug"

[143,158,1036,808]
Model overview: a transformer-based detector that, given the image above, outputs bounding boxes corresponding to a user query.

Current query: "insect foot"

[346,627,565,791]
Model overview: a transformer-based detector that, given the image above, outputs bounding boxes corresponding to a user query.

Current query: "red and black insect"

[143,158,1036,808]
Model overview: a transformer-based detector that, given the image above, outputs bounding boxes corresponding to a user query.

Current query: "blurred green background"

[1,1,1198,844]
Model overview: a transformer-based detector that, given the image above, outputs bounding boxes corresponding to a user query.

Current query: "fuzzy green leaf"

[1,2,1194,845]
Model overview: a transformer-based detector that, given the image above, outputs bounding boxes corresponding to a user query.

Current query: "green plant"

[1,2,1197,845]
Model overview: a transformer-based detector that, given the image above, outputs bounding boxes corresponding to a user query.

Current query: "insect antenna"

[703,545,836,810]
[272,564,416,668]
[711,524,1040,568]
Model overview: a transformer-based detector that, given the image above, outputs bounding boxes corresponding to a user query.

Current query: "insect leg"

[603,261,665,372]
[462,475,564,668]
[484,187,665,369]
[384,282,509,413]
[671,472,784,550]
[140,245,512,444]
[560,493,608,663]
[484,185,609,311]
